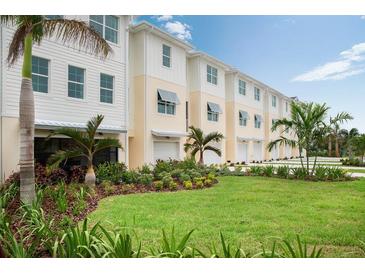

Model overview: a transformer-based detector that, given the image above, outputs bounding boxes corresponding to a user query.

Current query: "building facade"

[0,18,298,183]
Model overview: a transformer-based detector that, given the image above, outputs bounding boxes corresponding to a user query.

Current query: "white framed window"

[238,79,246,95]
[254,114,262,129]
[89,15,119,44]
[239,111,248,127]
[207,102,221,122]
[162,44,171,68]
[45,15,63,20]
[68,65,84,99]
[254,87,260,101]
[157,89,179,115]
[32,56,49,93]
[207,65,218,85]
[272,95,277,107]
[100,73,114,104]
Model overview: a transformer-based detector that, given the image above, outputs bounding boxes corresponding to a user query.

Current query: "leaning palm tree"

[268,101,329,175]
[184,126,224,165]
[327,112,353,157]
[47,114,122,187]
[0,16,112,202]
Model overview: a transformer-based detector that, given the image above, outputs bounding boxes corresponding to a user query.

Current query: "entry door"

[237,143,248,163]
[253,142,262,161]
[153,141,179,162]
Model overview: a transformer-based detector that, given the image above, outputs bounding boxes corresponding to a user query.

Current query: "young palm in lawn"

[327,112,353,157]
[47,114,122,187]
[184,126,224,165]
[0,16,112,203]
[268,101,329,175]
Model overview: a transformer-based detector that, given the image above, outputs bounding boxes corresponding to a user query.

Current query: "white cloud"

[361,15,365,20]
[164,21,192,41]
[292,42,365,82]
[156,15,173,22]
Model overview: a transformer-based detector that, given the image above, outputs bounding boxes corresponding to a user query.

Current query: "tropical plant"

[276,165,290,179]
[0,16,112,203]
[351,134,365,164]
[184,126,224,164]
[268,101,330,176]
[327,112,353,157]
[339,128,359,157]
[47,114,122,187]
[262,165,275,177]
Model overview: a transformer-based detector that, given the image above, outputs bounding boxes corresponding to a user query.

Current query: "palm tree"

[351,134,365,164]
[47,115,122,187]
[0,16,112,203]
[327,112,353,157]
[267,101,329,175]
[339,128,359,158]
[184,126,224,165]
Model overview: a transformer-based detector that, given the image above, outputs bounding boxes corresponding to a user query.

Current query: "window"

[238,79,246,95]
[239,111,248,127]
[207,65,218,85]
[286,101,289,112]
[100,73,113,104]
[285,128,289,134]
[254,114,262,129]
[45,15,63,20]
[272,95,277,107]
[207,102,221,122]
[32,56,49,93]
[157,89,179,115]
[89,15,119,43]
[254,87,260,101]
[68,65,84,99]
[162,44,171,68]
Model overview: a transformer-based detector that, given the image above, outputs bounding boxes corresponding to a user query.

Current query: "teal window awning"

[157,89,180,104]
[239,110,249,119]
[207,102,222,113]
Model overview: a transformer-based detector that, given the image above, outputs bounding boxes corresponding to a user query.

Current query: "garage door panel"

[237,143,248,163]
[204,142,222,165]
[253,142,263,161]
[153,142,179,162]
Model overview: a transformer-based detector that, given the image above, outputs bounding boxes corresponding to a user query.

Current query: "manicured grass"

[88,176,365,257]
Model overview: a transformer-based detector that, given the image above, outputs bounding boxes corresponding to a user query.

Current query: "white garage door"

[153,141,179,162]
[204,142,222,165]
[285,144,292,158]
[237,143,248,163]
[271,144,279,160]
[253,142,263,162]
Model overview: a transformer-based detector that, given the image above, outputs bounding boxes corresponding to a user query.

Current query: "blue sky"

[137,15,365,132]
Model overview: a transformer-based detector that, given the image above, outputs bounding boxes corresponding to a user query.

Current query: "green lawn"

[88,176,365,257]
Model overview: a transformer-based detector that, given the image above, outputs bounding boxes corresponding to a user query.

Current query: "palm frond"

[47,149,85,167]
[203,132,224,146]
[267,137,297,152]
[42,19,112,58]
[86,114,104,146]
[187,126,204,145]
[183,142,194,153]
[7,24,29,65]
[204,145,222,157]
[0,16,17,25]
[93,138,122,154]
[47,128,89,152]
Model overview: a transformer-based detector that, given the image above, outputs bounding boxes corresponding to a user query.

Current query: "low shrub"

[153,181,163,191]
[69,165,86,184]
[326,167,348,181]
[138,164,152,175]
[154,159,174,177]
[195,180,204,189]
[179,173,191,183]
[155,171,171,181]
[121,184,134,194]
[95,162,126,184]
[170,168,184,180]
[101,180,116,195]
[276,165,290,179]
[122,170,140,184]
[249,166,263,176]
[291,167,307,180]
[51,182,68,213]
[204,179,213,187]
[138,173,153,185]
[262,165,275,177]
[183,180,192,190]
[314,166,328,181]
[169,181,178,191]
[162,175,173,188]
[59,215,74,229]
[72,199,87,216]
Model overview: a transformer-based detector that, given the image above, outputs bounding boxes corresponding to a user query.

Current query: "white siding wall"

[1,15,128,129]
[232,75,265,111]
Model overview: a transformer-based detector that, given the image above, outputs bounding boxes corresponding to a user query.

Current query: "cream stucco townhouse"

[0,15,132,181]
[128,22,193,168]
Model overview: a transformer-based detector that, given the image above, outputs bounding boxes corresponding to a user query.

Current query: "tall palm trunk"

[85,157,96,187]
[199,149,204,165]
[328,136,332,157]
[19,34,35,203]
[335,137,340,157]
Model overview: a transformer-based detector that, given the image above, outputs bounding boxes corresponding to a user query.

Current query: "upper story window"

[32,56,49,93]
[157,89,180,115]
[207,65,218,85]
[89,15,119,44]
[254,114,262,129]
[207,102,221,122]
[254,87,260,101]
[162,44,171,68]
[272,95,277,107]
[286,101,289,112]
[68,65,84,99]
[238,79,246,95]
[45,15,63,20]
[100,73,114,104]
[239,110,249,127]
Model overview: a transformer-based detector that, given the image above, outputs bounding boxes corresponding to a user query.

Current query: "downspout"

[0,24,3,183]
[143,30,148,164]
[124,16,131,166]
